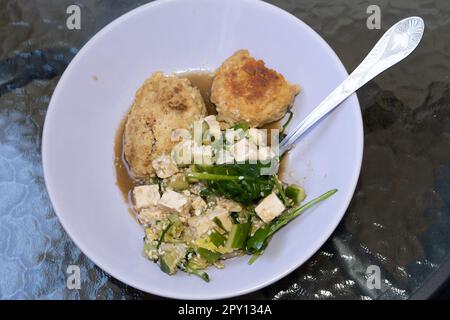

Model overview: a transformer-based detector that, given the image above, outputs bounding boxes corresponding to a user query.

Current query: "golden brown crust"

[211,50,300,127]
[124,72,206,178]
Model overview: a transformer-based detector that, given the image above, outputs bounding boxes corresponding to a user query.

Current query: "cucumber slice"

[209,230,226,247]
[159,244,186,275]
[168,175,189,191]
[196,247,221,263]
[225,223,250,249]
[285,184,306,205]
[212,217,227,232]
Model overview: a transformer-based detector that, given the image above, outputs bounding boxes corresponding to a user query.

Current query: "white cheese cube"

[133,185,160,210]
[207,206,232,231]
[255,192,285,223]
[152,154,179,178]
[188,215,213,238]
[158,190,190,215]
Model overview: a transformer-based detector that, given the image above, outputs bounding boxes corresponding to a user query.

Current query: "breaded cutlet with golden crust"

[124,72,206,178]
[211,50,300,127]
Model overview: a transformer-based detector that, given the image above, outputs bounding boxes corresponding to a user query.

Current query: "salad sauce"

[181,72,216,115]
[114,117,136,209]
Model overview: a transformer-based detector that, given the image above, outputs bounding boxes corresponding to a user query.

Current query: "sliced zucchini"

[225,223,251,249]
[196,247,221,263]
[168,175,190,191]
[159,244,186,275]
[209,230,226,247]
[285,184,306,205]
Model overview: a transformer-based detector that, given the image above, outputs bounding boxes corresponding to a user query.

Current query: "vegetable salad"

[131,115,336,281]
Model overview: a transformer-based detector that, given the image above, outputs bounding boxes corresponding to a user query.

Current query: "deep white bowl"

[42,0,363,299]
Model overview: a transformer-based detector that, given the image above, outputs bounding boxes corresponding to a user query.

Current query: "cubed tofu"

[133,185,160,210]
[231,138,258,162]
[255,192,285,223]
[137,207,165,226]
[207,206,233,231]
[188,215,213,238]
[158,190,190,215]
[191,195,207,216]
[152,154,179,178]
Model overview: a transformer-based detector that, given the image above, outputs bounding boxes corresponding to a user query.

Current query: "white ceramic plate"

[42,0,363,299]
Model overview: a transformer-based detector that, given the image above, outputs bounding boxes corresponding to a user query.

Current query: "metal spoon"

[279,16,425,154]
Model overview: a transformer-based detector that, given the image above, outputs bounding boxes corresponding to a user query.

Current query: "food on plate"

[124,72,206,178]
[116,51,336,282]
[211,50,300,127]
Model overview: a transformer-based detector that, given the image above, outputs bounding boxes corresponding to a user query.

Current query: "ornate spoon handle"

[279,16,425,154]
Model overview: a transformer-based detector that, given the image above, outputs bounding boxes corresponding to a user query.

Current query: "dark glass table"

[0,0,449,299]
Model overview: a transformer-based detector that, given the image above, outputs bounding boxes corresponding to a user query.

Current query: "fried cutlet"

[211,50,300,127]
[124,72,206,178]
